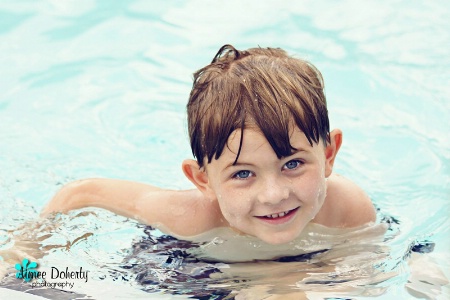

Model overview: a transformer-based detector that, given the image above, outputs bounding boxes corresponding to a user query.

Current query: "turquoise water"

[0,1,449,299]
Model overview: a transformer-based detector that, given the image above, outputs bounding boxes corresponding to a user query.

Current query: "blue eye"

[233,170,252,179]
[284,160,302,170]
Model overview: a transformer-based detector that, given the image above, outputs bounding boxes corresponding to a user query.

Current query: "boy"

[42,45,376,246]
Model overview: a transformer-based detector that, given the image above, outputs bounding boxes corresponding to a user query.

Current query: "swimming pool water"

[0,1,449,299]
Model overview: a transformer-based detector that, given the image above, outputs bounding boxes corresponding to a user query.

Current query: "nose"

[256,177,290,205]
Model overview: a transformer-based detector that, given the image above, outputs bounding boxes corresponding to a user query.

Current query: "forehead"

[224,126,319,158]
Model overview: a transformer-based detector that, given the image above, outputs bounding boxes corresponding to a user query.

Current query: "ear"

[182,159,216,200]
[324,129,343,178]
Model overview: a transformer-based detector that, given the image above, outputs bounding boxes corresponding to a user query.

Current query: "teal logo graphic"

[15,259,39,282]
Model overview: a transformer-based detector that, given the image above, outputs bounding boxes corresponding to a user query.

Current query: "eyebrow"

[288,148,307,155]
[224,148,308,170]
[224,161,254,170]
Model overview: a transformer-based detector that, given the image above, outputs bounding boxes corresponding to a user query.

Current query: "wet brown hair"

[187,44,330,168]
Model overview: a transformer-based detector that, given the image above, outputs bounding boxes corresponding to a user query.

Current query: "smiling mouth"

[256,207,299,220]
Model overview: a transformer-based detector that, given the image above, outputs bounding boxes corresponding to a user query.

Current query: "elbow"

[40,179,94,217]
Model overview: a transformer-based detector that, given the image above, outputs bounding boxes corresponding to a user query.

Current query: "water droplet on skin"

[247,241,261,248]
[211,237,224,245]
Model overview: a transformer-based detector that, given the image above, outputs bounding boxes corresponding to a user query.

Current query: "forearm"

[40,178,163,218]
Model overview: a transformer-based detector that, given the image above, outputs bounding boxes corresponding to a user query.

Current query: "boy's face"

[203,127,329,245]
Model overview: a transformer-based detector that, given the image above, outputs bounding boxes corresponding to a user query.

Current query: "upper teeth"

[266,210,289,218]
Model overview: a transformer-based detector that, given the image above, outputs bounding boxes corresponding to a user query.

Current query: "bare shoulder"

[319,174,376,227]
[138,188,226,238]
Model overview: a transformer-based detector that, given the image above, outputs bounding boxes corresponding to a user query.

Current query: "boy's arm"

[41,178,221,236]
[41,178,159,217]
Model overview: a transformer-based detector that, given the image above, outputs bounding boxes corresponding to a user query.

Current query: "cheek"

[217,190,252,219]
[299,170,327,202]
[221,198,248,215]
[317,162,327,203]
[317,179,327,205]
